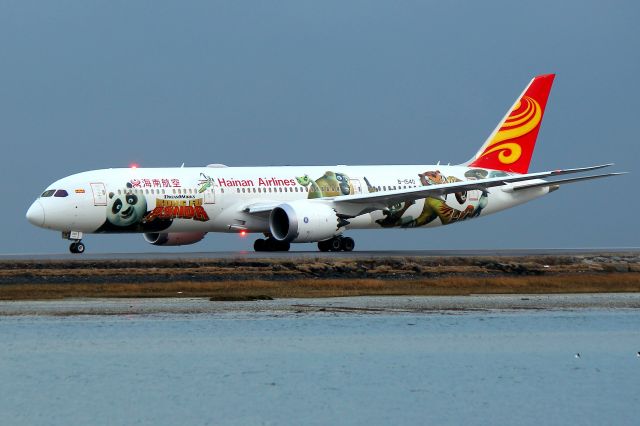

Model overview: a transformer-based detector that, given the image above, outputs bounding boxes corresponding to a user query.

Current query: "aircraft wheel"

[318,240,330,252]
[340,237,355,252]
[69,242,85,254]
[329,237,342,252]
[263,238,290,252]
[278,241,291,252]
[254,238,266,252]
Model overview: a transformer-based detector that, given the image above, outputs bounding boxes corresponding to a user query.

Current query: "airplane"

[26,74,623,253]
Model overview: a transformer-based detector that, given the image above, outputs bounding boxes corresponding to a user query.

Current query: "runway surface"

[2,247,639,261]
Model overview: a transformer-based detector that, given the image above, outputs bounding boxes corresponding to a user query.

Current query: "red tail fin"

[468,74,555,174]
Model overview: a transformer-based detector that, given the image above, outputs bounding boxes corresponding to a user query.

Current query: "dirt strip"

[1,253,639,300]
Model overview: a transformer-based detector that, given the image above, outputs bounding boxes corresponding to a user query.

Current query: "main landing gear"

[254,238,291,252]
[318,236,355,252]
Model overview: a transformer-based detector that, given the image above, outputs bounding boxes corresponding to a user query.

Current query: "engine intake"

[144,232,207,246]
[270,201,340,243]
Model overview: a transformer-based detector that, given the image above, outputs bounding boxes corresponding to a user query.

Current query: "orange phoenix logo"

[478,96,542,165]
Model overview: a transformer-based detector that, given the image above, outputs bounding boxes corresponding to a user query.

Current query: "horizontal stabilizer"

[512,172,626,191]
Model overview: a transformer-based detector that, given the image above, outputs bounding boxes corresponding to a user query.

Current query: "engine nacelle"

[269,201,341,243]
[144,232,207,246]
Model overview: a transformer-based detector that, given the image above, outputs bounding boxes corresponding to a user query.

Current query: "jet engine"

[144,232,207,246]
[269,201,341,243]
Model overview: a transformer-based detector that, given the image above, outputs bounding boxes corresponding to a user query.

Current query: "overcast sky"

[1,0,638,254]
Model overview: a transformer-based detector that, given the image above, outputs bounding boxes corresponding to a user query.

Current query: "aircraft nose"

[26,200,45,227]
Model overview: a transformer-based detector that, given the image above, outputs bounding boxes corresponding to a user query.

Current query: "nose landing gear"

[69,241,85,254]
[63,231,85,254]
[318,236,355,252]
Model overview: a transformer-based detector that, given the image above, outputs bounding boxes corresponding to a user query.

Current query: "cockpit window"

[54,189,69,197]
[41,190,56,197]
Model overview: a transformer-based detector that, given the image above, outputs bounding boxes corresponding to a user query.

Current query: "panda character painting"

[96,191,148,232]
[96,191,172,233]
[109,192,147,227]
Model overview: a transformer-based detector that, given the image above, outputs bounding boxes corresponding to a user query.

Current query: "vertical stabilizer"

[467,74,555,174]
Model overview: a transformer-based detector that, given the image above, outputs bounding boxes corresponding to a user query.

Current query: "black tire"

[278,241,291,252]
[75,242,85,254]
[69,242,77,254]
[318,240,330,252]
[254,239,266,252]
[329,238,342,252]
[341,237,355,252]
[264,238,289,252]
[265,238,277,251]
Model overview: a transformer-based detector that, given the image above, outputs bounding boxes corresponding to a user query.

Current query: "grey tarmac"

[1,247,639,261]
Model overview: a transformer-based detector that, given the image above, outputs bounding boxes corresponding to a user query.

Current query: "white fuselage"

[27,164,548,237]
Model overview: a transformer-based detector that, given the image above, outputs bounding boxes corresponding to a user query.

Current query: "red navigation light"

[239,230,247,237]
[130,163,139,169]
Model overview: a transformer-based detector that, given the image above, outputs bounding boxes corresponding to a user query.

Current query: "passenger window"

[54,189,68,197]
[41,189,55,197]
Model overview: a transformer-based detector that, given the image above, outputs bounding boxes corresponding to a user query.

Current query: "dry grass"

[1,273,639,300]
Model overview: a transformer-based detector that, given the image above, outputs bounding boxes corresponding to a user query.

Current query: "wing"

[244,201,282,216]
[328,164,618,217]
[242,163,620,218]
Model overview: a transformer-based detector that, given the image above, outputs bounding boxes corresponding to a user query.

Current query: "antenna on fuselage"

[180,163,185,168]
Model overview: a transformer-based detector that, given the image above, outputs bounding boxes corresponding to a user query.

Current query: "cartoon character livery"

[297,171,355,199]
[96,191,148,233]
[26,74,624,253]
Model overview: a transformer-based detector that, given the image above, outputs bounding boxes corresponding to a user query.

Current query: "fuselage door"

[204,186,215,204]
[90,183,107,206]
[350,179,363,194]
